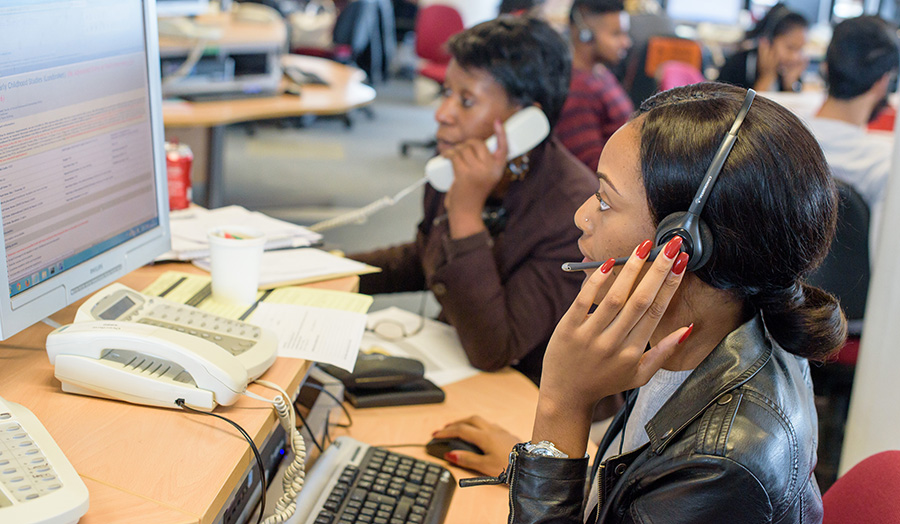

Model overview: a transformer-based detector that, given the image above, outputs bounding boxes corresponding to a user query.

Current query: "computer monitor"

[666,0,743,25]
[156,0,211,18]
[0,0,171,339]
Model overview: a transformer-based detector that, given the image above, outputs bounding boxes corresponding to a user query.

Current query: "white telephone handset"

[45,283,278,411]
[307,106,552,232]
[424,105,551,192]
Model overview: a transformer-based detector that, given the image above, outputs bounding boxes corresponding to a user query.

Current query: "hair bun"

[757,282,847,361]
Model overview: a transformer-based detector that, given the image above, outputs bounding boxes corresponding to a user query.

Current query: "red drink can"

[165,141,193,210]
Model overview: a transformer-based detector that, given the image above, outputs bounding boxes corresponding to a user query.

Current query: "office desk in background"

[0,262,537,523]
[163,54,377,209]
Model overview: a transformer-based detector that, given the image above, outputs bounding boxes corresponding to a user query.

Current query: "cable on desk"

[293,407,324,453]
[304,382,353,429]
[176,399,267,524]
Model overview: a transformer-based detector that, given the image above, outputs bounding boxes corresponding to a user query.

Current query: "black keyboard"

[294,436,455,524]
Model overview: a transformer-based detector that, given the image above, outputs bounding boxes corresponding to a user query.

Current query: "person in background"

[350,17,599,389]
[808,15,898,257]
[433,83,844,523]
[718,3,809,92]
[555,0,634,171]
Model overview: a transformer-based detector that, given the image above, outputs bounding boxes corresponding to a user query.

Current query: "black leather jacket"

[503,316,823,523]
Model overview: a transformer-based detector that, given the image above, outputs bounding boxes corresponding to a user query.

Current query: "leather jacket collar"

[645,315,772,454]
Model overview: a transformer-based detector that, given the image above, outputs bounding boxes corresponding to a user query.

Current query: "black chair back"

[806,180,871,335]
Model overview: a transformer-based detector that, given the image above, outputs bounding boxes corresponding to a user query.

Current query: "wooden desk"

[163,55,377,208]
[0,263,358,524]
[336,370,539,523]
[0,262,536,523]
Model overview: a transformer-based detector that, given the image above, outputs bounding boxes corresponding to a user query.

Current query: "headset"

[563,89,757,273]
[572,7,595,44]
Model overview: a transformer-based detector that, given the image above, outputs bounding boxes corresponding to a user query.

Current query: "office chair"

[822,450,900,523]
[621,36,704,108]
[399,4,464,157]
[806,180,871,489]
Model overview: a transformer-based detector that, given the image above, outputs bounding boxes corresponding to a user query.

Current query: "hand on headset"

[533,237,692,455]
[442,119,510,239]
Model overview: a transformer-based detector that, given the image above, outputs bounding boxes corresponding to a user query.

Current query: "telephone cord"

[175,398,267,524]
[307,177,427,233]
[248,381,308,524]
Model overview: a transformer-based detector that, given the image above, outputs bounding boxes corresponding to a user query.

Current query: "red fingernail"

[636,240,653,259]
[678,323,694,344]
[672,252,689,275]
[445,452,458,463]
[664,236,683,259]
[600,258,616,273]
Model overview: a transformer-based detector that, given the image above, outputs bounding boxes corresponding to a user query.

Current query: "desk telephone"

[0,396,89,524]
[45,283,278,411]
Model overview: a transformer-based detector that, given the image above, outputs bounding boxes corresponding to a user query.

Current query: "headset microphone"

[562,89,756,273]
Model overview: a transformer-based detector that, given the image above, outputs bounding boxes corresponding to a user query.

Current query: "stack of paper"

[193,247,380,289]
[159,206,323,261]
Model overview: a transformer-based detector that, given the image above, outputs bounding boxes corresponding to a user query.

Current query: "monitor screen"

[0,0,170,339]
[666,0,743,25]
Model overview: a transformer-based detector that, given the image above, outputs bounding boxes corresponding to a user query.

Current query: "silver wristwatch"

[522,440,569,458]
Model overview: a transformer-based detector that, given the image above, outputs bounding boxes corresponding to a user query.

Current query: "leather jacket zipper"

[596,462,606,523]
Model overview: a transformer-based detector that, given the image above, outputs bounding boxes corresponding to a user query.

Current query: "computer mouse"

[425,437,484,459]
[318,353,424,390]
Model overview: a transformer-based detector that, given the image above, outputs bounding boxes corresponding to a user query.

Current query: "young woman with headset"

[718,3,810,92]
[432,83,846,522]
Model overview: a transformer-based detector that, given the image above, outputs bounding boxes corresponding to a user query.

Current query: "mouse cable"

[248,381,308,524]
[291,403,324,453]
[307,177,427,233]
[176,399,266,524]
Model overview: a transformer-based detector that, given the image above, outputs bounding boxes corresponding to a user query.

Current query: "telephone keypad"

[115,301,262,357]
[0,418,63,503]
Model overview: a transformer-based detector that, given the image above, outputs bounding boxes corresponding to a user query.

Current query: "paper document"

[193,248,380,288]
[361,307,480,386]
[250,303,366,372]
[159,206,322,261]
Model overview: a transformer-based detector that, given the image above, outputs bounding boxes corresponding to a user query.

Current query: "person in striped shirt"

[556,0,634,171]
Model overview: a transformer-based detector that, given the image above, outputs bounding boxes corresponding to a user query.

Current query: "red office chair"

[400,4,464,156]
[822,450,900,523]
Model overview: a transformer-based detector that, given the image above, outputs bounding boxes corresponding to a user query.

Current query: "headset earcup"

[691,219,714,271]
[654,211,714,271]
[579,28,593,43]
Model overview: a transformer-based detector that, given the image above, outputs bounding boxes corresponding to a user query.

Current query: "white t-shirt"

[584,368,694,522]
[807,117,893,259]
[417,0,499,28]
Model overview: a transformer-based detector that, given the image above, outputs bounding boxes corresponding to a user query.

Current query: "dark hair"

[446,17,571,128]
[636,83,846,361]
[825,16,899,100]
[746,3,808,41]
[569,0,625,24]
[499,0,544,15]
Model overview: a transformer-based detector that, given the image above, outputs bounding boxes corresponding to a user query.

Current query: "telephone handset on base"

[424,105,551,192]
[47,321,249,410]
[45,283,278,411]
